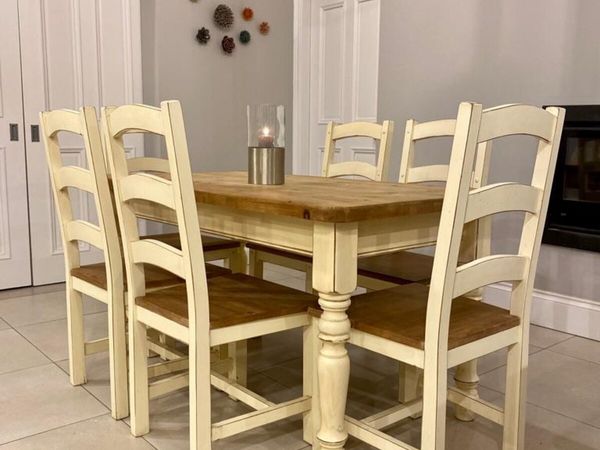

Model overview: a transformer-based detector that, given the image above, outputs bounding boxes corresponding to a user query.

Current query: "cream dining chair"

[102,100,319,448]
[40,107,232,419]
[247,120,394,291]
[310,102,565,450]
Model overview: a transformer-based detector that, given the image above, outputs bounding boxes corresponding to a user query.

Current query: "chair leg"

[228,340,247,386]
[129,314,150,437]
[398,364,422,418]
[66,284,86,386]
[248,249,264,278]
[107,289,128,419]
[304,268,313,294]
[229,245,247,274]
[303,317,321,446]
[189,342,212,450]
[454,359,479,421]
[502,339,528,450]
[420,360,448,450]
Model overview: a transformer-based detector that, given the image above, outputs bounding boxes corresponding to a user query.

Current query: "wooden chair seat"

[136,273,318,329]
[309,283,519,350]
[146,232,241,252]
[246,242,311,263]
[358,251,434,285]
[72,262,229,291]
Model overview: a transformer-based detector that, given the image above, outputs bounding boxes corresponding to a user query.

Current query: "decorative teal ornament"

[239,30,251,44]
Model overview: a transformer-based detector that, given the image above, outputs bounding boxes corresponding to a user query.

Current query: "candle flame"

[261,126,270,136]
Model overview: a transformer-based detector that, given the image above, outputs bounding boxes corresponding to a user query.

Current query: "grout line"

[11,309,108,333]
[0,412,109,447]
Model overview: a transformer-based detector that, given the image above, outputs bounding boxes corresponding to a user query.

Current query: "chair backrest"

[425,103,565,354]
[101,101,209,337]
[40,107,123,293]
[321,120,394,181]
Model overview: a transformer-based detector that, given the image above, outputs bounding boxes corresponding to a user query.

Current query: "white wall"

[141,0,294,172]
[378,0,600,300]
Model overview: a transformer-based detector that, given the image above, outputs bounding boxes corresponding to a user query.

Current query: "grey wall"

[141,0,294,172]
[379,0,600,300]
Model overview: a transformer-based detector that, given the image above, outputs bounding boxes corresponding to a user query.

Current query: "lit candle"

[257,126,274,147]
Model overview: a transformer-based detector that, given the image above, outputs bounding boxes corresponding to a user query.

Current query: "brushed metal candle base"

[248,147,285,185]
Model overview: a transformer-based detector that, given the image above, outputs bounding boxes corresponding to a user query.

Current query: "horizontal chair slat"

[465,182,541,222]
[328,161,378,180]
[332,121,383,140]
[406,164,448,183]
[108,103,164,136]
[478,104,556,142]
[120,173,175,209]
[412,119,455,140]
[127,157,170,173]
[57,166,95,193]
[65,220,104,249]
[43,109,81,136]
[130,239,184,278]
[453,254,527,298]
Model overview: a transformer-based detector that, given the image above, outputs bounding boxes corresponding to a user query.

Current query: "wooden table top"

[192,171,444,223]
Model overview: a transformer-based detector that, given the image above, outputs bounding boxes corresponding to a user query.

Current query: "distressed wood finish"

[102,101,319,449]
[40,108,129,419]
[323,103,564,450]
[322,120,395,181]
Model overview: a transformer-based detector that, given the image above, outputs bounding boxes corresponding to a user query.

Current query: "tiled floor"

[1,264,599,449]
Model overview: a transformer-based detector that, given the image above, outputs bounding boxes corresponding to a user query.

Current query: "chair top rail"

[127,156,171,174]
[41,109,82,136]
[327,161,379,181]
[412,119,456,141]
[106,104,164,137]
[331,121,386,140]
[478,104,556,143]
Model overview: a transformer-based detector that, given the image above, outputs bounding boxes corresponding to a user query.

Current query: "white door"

[0,0,32,290]
[19,0,143,285]
[296,0,381,175]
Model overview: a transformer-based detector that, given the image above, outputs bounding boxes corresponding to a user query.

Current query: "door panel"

[0,0,32,290]
[19,0,143,285]
[309,0,381,176]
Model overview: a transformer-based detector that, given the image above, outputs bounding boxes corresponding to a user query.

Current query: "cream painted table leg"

[313,222,358,450]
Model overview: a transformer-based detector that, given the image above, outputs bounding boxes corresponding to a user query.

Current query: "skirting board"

[484,283,600,341]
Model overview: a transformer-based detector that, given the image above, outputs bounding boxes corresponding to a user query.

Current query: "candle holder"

[247,104,285,185]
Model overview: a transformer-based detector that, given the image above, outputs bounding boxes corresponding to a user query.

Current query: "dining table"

[131,170,479,449]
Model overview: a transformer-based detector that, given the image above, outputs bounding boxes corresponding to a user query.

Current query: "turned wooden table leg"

[313,222,358,450]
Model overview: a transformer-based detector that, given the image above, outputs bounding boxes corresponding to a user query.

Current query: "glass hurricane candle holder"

[247,104,285,185]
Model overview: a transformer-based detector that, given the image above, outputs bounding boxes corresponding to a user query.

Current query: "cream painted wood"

[20,0,144,285]
[329,103,565,450]
[0,0,31,289]
[40,107,128,420]
[102,101,315,449]
[322,120,395,181]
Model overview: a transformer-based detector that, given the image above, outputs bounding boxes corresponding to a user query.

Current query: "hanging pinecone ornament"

[242,7,254,21]
[259,21,270,35]
[221,36,235,54]
[239,30,251,44]
[196,27,210,45]
[214,4,234,30]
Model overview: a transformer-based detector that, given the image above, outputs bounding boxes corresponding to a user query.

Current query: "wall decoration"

[239,30,251,44]
[259,21,270,35]
[221,36,235,53]
[214,4,234,30]
[196,27,210,44]
[242,7,254,21]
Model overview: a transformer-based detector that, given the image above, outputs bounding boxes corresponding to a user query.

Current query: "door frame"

[293,0,311,175]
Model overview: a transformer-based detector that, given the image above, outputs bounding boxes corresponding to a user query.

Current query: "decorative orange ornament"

[242,7,253,21]
[259,21,270,35]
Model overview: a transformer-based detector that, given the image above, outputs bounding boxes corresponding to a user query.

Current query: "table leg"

[313,222,358,450]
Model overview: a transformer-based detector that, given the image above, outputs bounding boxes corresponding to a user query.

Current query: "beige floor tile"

[474,344,542,375]
[273,276,308,292]
[0,329,50,375]
[0,283,66,301]
[0,415,154,450]
[480,349,600,427]
[0,290,105,328]
[0,364,107,444]
[247,329,304,372]
[264,263,306,279]
[56,352,112,409]
[0,318,10,330]
[530,325,572,349]
[549,336,600,365]
[16,312,108,361]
